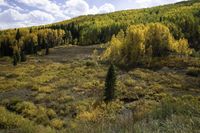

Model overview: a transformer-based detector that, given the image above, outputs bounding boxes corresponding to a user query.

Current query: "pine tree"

[13,54,17,66]
[104,64,116,102]
[15,29,21,42]
[20,50,26,62]
[29,28,32,33]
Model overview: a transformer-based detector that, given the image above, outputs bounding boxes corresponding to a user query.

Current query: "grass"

[134,95,200,133]
[0,45,200,132]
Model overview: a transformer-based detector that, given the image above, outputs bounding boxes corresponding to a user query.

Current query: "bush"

[50,118,64,129]
[15,101,38,118]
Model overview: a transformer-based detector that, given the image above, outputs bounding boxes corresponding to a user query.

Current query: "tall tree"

[15,29,21,42]
[104,64,116,102]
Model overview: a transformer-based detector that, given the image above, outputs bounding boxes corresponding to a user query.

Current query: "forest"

[0,0,200,133]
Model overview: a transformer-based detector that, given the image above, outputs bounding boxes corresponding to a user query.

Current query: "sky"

[0,0,184,30]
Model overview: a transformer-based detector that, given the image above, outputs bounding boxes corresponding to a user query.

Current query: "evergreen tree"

[13,53,17,66]
[20,50,26,62]
[104,64,116,102]
[15,29,21,42]
[29,28,32,33]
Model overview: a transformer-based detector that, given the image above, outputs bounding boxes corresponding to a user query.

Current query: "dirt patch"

[37,45,104,63]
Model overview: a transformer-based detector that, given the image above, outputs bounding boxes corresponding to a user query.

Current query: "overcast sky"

[0,0,184,30]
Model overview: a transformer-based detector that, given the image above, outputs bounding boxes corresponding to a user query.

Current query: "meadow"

[0,44,199,132]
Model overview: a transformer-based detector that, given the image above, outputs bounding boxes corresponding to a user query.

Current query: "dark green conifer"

[29,28,32,33]
[104,64,116,102]
[15,29,21,42]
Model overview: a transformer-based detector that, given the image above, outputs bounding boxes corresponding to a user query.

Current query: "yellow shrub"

[50,118,64,129]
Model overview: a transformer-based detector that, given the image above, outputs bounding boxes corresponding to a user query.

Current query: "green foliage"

[15,29,21,42]
[0,28,65,57]
[104,64,116,102]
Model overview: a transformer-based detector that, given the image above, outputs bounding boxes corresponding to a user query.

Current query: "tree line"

[103,23,192,67]
[0,0,199,59]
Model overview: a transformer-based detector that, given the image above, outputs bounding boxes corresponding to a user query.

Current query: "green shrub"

[85,60,97,67]
[15,101,38,118]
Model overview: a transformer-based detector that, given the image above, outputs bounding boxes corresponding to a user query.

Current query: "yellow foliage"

[174,38,192,55]
[50,118,64,129]
[103,23,191,66]
[77,109,103,122]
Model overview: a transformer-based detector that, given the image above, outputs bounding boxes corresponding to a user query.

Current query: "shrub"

[47,109,57,119]
[50,118,64,129]
[15,101,38,118]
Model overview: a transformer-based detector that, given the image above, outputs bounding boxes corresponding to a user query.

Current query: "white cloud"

[63,0,115,16]
[0,0,9,7]
[63,0,89,17]
[27,10,55,23]
[98,3,115,14]
[0,9,26,22]
[0,0,5,5]
[0,9,55,29]
[17,0,67,20]
[17,0,60,13]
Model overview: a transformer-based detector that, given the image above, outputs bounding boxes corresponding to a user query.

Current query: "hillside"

[46,0,200,48]
[0,0,200,133]
[0,0,200,58]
